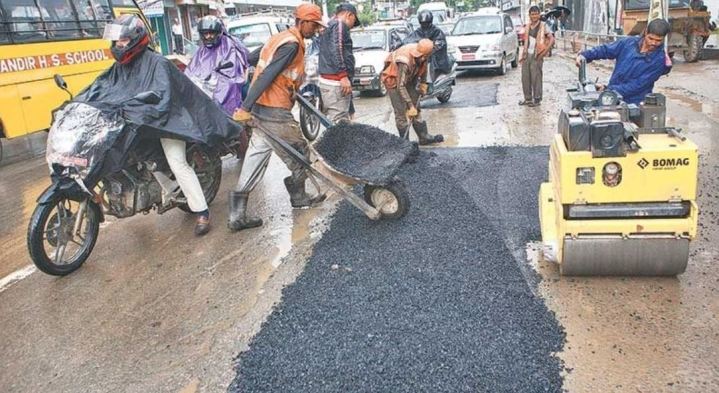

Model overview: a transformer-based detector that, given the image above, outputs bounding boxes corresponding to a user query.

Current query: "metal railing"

[555,30,624,53]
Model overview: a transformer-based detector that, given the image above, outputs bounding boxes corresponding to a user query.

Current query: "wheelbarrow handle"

[294,93,334,129]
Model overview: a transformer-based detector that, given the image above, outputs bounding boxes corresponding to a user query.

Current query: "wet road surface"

[1,49,718,392]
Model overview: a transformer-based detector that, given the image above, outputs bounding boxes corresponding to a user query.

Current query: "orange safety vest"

[381,43,427,90]
[253,27,306,110]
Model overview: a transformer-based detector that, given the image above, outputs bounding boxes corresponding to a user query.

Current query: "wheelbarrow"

[249,94,413,220]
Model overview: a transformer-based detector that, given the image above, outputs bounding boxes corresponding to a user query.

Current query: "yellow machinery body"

[539,133,699,276]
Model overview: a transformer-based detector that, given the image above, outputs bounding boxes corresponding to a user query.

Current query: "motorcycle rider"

[230,3,326,231]
[104,15,213,236]
[317,2,359,124]
[381,39,444,145]
[403,10,451,80]
[186,15,249,115]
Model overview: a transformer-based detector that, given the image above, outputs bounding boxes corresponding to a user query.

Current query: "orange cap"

[410,39,434,57]
[295,3,326,27]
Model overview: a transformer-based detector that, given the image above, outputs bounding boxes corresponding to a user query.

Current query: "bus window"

[1,0,115,43]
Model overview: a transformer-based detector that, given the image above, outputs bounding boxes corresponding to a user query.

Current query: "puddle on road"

[662,88,719,120]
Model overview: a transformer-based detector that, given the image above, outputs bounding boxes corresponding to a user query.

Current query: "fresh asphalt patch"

[229,146,565,393]
[421,82,499,109]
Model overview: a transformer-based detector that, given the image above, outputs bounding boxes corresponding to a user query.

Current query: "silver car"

[446,10,519,74]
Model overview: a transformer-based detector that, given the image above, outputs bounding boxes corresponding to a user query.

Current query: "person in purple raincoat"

[186,15,249,115]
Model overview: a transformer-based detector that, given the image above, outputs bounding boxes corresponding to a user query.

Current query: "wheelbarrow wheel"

[363,179,410,220]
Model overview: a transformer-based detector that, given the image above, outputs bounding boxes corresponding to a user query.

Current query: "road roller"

[538,61,699,276]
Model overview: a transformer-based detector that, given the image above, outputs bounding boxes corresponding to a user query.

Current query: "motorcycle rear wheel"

[178,144,223,213]
[27,196,101,276]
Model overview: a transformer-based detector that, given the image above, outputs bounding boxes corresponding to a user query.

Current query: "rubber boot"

[227,191,263,231]
[414,121,444,145]
[284,176,326,208]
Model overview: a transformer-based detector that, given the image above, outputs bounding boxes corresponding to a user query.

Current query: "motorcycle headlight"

[360,65,375,74]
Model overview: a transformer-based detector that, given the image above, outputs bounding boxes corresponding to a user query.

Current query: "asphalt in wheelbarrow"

[313,123,415,185]
[229,147,566,392]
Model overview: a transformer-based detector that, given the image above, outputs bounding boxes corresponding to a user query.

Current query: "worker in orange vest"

[381,38,444,145]
[229,3,326,232]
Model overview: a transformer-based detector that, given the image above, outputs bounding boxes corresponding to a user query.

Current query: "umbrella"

[543,5,571,19]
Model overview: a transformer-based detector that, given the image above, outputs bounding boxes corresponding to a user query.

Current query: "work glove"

[406,106,418,118]
[233,108,252,123]
[418,82,429,95]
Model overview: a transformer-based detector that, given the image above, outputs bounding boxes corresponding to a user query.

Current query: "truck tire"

[683,34,703,63]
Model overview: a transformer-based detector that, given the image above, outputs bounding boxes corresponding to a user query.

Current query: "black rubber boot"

[284,177,326,208]
[227,191,263,231]
[414,121,444,145]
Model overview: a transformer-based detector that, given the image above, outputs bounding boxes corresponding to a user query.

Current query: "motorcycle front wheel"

[27,196,101,276]
[300,94,322,141]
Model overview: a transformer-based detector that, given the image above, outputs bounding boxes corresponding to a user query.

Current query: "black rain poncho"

[75,48,244,146]
[403,26,450,76]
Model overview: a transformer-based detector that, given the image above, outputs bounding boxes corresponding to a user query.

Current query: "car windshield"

[452,16,502,35]
[438,23,454,35]
[228,23,271,48]
[353,30,387,50]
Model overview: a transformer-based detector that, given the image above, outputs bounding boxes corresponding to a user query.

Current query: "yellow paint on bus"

[0,0,152,140]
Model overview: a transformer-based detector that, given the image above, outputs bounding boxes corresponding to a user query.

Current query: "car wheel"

[497,55,506,76]
[511,49,518,68]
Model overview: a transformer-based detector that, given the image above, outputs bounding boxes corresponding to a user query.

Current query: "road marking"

[0,265,37,293]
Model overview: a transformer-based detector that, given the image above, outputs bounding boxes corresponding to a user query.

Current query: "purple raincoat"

[186,33,249,115]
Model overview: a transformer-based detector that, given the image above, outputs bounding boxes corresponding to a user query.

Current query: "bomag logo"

[640,157,691,170]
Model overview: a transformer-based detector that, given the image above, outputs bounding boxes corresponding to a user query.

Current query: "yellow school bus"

[0,0,153,160]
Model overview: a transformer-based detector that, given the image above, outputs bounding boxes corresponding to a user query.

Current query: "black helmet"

[198,15,223,48]
[104,14,150,65]
[418,10,433,27]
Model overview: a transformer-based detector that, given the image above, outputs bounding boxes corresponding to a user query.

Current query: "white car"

[226,15,293,52]
[447,10,519,74]
[351,25,410,96]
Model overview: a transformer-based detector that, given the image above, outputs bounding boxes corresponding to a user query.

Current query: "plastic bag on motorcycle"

[46,102,125,185]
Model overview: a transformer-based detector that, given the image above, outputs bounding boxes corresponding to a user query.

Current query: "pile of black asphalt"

[421,82,499,109]
[314,123,415,185]
[229,146,565,393]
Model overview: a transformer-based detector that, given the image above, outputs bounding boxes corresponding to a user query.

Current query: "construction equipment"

[538,60,699,276]
[621,0,714,62]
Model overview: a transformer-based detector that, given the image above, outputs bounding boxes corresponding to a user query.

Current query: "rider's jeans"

[160,138,208,213]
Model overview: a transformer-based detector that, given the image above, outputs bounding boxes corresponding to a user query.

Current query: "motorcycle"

[299,37,322,141]
[420,57,457,104]
[26,75,234,276]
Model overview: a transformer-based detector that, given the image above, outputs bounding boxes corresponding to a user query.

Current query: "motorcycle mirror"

[133,91,162,105]
[53,74,68,89]
[216,61,234,71]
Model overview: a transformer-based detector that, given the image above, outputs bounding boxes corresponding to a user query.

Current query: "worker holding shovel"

[381,39,444,145]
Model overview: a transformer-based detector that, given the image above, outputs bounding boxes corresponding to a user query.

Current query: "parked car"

[374,18,414,32]
[351,25,410,96]
[446,9,519,74]
[226,15,293,52]
[437,21,456,35]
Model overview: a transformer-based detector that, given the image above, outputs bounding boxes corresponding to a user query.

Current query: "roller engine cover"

[590,120,625,158]
[559,110,591,151]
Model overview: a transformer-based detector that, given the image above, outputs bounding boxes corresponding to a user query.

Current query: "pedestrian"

[575,19,672,105]
[317,3,359,124]
[518,5,554,107]
[172,18,184,55]
[229,3,326,231]
[185,15,249,115]
[381,39,444,145]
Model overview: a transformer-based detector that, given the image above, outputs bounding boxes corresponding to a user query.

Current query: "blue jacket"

[581,36,671,105]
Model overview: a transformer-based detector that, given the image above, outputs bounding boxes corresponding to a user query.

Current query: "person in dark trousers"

[229,3,326,232]
[518,5,554,107]
[381,39,444,145]
[575,19,672,105]
[317,3,359,124]
[172,18,184,55]
[404,9,450,79]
